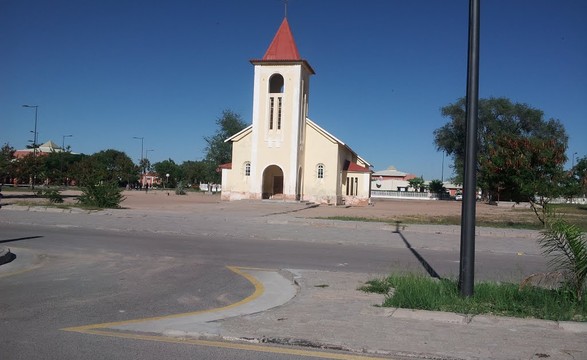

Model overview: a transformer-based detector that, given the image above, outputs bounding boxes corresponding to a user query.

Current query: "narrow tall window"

[277,97,282,130]
[317,164,324,179]
[244,162,251,176]
[269,97,274,130]
[346,177,350,195]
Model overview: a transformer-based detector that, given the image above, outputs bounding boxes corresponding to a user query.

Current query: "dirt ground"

[2,189,538,225]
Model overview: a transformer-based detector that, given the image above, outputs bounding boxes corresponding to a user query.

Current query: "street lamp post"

[165,173,170,190]
[22,105,39,189]
[145,149,154,164]
[145,149,154,187]
[571,152,579,205]
[61,134,73,186]
[441,151,445,183]
[133,136,144,186]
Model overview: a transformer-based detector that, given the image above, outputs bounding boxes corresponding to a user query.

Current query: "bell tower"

[249,18,315,200]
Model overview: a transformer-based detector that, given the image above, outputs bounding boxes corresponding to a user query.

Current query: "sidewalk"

[215,269,587,360]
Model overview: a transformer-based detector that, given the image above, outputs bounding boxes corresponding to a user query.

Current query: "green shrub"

[539,217,587,301]
[36,188,64,203]
[77,182,125,208]
[175,181,186,195]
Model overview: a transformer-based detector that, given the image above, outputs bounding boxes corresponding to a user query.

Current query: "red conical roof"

[262,18,301,60]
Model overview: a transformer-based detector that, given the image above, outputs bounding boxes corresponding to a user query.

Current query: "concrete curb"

[0,246,14,266]
[0,204,95,214]
[390,308,587,333]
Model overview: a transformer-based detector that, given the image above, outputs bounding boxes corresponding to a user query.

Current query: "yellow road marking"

[62,266,264,331]
[63,266,390,360]
[74,328,390,360]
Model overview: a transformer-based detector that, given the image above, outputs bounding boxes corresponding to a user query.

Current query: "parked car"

[455,193,463,201]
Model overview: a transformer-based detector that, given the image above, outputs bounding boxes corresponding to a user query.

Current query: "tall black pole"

[459,0,480,297]
[22,104,39,189]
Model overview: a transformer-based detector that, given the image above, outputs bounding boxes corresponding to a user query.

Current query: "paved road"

[0,205,554,359]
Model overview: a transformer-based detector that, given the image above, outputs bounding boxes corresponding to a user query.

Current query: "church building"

[220,18,372,206]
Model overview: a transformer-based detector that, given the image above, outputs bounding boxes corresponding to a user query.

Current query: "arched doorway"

[262,165,284,199]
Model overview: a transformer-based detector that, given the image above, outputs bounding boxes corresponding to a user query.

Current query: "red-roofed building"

[220,18,372,206]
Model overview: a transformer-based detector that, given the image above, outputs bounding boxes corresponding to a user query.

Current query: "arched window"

[244,162,251,176]
[317,164,324,179]
[269,74,284,93]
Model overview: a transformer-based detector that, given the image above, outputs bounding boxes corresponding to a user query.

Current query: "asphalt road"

[0,209,549,359]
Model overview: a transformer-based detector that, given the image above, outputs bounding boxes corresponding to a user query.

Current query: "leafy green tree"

[408,177,425,192]
[72,150,137,186]
[0,143,15,184]
[570,156,587,198]
[204,110,247,183]
[153,159,182,188]
[59,151,82,186]
[434,97,568,208]
[139,158,151,174]
[180,160,209,187]
[38,152,63,185]
[12,153,42,187]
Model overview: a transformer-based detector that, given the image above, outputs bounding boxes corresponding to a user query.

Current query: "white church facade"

[220,18,372,206]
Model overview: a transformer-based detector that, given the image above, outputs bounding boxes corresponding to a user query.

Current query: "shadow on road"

[0,236,43,244]
[0,252,16,265]
[394,224,441,279]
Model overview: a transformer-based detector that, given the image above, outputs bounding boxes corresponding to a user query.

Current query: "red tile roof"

[263,18,300,61]
[344,161,371,173]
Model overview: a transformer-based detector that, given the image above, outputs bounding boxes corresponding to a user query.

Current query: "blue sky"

[2,0,586,181]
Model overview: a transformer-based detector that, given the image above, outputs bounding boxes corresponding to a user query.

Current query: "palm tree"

[538,218,587,301]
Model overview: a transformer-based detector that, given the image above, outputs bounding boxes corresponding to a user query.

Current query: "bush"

[77,182,125,208]
[36,188,64,203]
[539,217,587,301]
[175,181,186,195]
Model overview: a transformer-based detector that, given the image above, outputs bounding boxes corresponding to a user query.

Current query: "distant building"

[14,140,69,159]
[220,18,372,206]
[371,166,417,192]
[139,172,161,188]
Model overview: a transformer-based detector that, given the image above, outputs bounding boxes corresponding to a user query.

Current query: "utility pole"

[459,0,480,297]
[22,104,39,189]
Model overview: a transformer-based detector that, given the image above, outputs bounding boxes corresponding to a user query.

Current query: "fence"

[371,190,436,200]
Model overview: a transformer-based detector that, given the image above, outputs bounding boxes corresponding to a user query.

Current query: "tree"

[0,143,15,184]
[153,159,181,188]
[428,179,446,195]
[180,160,209,187]
[434,97,568,209]
[203,110,247,183]
[12,153,42,186]
[569,156,587,198]
[139,158,151,174]
[72,150,137,186]
[408,176,425,192]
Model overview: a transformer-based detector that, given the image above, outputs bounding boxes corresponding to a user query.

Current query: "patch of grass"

[360,274,587,322]
[315,216,385,223]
